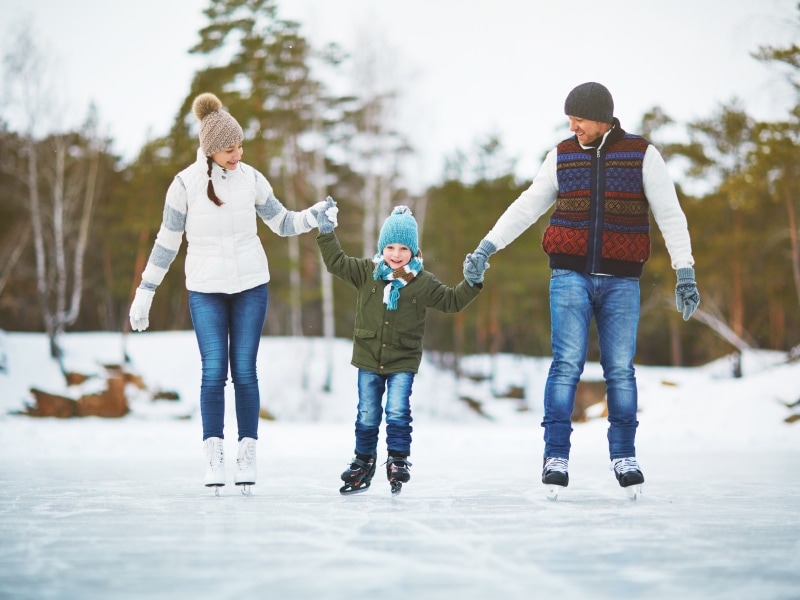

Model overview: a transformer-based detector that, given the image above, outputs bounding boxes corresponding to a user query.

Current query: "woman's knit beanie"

[192,93,244,156]
[378,206,419,256]
[564,82,614,124]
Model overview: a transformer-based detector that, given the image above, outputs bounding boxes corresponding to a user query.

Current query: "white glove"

[305,200,328,228]
[129,288,155,332]
[324,203,338,228]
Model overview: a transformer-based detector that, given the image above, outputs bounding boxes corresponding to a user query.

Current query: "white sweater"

[139,149,317,294]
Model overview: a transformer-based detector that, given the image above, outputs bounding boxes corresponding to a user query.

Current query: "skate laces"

[205,438,224,471]
[611,457,640,474]
[237,439,256,470]
[543,457,568,473]
[387,457,411,470]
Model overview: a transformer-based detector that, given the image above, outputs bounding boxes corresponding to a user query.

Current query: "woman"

[129,92,336,494]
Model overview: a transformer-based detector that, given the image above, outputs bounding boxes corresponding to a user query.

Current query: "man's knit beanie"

[192,93,244,156]
[564,82,614,124]
[378,206,419,256]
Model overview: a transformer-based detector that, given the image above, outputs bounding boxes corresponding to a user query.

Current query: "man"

[463,82,700,500]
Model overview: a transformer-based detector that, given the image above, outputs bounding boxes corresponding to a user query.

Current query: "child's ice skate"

[340,454,376,495]
[386,453,412,496]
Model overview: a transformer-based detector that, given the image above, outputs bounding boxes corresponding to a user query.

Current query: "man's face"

[568,116,611,146]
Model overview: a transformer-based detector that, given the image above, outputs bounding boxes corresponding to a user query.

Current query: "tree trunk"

[784,186,800,309]
[314,126,335,392]
[281,143,302,337]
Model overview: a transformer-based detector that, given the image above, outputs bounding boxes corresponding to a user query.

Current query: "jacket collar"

[576,117,626,151]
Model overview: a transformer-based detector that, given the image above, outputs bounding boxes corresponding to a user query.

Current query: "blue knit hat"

[377,206,419,256]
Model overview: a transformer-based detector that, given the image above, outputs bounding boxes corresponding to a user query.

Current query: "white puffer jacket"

[139,149,317,294]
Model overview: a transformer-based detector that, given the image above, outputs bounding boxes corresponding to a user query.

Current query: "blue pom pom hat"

[377,206,419,257]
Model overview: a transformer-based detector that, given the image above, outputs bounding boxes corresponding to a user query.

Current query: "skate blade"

[390,481,403,496]
[545,484,565,501]
[237,483,253,496]
[206,483,224,496]
[340,483,371,495]
[625,484,643,501]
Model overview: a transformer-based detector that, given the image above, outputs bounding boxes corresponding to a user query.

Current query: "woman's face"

[211,143,244,170]
[382,243,412,270]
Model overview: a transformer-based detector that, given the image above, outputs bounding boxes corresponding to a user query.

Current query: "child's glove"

[129,288,155,332]
[675,267,700,321]
[304,200,328,228]
[463,239,497,286]
[317,196,338,234]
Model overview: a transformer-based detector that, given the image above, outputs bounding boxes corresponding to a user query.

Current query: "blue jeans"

[542,270,640,460]
[188,284,268,441]
[353,369,415,456]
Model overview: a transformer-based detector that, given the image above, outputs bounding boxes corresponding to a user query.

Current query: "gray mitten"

[675,267,700,321]
[317,196,338,234]
[463,239,497,286]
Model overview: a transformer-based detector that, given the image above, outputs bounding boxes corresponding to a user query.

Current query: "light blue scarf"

[372,255,424,310]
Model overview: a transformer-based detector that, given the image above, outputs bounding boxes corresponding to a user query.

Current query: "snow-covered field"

[1,331,798,599]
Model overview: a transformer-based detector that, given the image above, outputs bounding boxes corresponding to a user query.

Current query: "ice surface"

[1,332,799,599]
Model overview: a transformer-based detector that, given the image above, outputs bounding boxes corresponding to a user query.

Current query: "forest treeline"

[1,0,799,368]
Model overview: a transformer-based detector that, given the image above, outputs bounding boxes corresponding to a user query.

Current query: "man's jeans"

[189,284,268,441]
[542,270,640,460]
[354,369,415,456]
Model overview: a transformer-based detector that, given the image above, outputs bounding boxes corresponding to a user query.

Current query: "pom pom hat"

[564,82,614,124]
[192,93,244,156]
[377,206,419,256]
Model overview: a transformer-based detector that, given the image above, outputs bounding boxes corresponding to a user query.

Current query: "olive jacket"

[317,232,482,374]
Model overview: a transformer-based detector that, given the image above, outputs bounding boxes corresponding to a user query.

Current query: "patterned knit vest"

[542,133,651,277]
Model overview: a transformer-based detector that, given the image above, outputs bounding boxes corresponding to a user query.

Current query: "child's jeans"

[353,369,414,456]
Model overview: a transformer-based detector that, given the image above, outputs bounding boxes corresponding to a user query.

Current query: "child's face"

[382,243,412,270]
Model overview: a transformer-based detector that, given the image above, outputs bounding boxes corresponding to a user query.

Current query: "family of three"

[129,83,700,499]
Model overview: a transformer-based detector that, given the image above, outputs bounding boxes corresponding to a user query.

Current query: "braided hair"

[205,157,224,206]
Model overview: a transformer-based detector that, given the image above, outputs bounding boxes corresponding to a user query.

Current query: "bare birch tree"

[3,25,104,370]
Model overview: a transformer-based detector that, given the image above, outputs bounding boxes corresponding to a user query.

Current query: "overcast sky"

[2,0,797,191]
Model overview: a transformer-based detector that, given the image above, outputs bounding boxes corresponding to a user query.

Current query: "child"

[315,200,482,495]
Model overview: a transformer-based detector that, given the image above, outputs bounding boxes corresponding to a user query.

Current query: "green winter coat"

[317,232,482,374]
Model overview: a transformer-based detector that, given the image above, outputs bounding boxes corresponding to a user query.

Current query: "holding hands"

[463,239,497,286]
[675,267,700,321]
[316,196,338,234]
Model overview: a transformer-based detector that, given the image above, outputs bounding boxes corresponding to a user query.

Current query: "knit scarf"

[372,255,423,310]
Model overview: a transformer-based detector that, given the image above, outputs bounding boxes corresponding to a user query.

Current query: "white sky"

[2,0,797,192]
[1,331,799,598]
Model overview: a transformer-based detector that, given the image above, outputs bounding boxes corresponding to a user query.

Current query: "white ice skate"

[235,437,257,495]
[204,437,225,495]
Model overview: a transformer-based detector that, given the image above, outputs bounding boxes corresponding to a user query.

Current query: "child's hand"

[463,239,496,285]
[317,196,338,234]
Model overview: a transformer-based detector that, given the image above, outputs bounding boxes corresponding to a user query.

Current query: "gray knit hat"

[192,93,244,156]
[564,82,614,124]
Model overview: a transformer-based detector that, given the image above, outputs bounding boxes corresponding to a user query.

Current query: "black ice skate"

[542,456,569,501]
[611,457,644,501]
[339,454,376,495]
[386,453,412,496]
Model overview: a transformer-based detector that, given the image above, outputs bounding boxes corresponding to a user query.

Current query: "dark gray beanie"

[564,82,614,124]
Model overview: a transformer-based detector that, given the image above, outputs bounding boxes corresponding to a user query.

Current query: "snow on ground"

[1,331,799,599]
